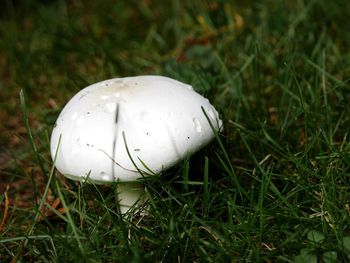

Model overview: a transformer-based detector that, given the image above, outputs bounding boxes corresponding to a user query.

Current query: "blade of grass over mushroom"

[137,157,158,176]
[81,171,93,184]
[122,131,147,177]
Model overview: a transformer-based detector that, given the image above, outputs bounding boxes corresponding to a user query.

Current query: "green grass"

[1,0,350,262]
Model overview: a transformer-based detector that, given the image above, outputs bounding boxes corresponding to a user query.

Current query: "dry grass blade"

[0,185,10,233]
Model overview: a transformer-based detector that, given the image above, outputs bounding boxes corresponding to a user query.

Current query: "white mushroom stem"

[117,182,147,214]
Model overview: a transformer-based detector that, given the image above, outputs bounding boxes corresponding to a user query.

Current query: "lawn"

[0,0,350,262]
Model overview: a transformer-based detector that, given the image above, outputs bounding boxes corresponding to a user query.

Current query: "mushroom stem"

[117,181,147,214]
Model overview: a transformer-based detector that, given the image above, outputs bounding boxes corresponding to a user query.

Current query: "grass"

[1,0,350,262]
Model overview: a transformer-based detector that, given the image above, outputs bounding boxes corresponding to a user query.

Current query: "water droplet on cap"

[71,112,78,120]
[101,95,109,100]
[104,102,117,113]
[193,118,202,133]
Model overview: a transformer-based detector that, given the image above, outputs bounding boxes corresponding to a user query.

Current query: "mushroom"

[50,75,222,214]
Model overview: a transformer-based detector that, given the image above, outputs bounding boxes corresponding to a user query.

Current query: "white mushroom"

[50,75,222,213]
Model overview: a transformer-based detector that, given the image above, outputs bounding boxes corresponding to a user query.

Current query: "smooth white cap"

[50,76,222,183]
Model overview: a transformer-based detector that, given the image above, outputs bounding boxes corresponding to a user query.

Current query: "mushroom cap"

[50,76,222,183]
